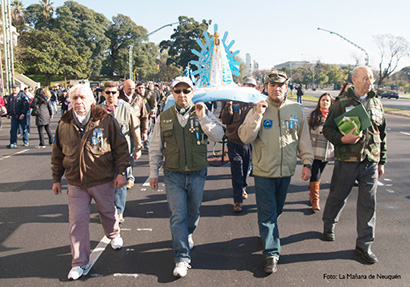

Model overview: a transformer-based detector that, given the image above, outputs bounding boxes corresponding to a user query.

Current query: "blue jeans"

[227,141,252,203]
[164,168,207,263]
[115,185,127,215]
[127,142,135,184]
[10,116,28,145]
[254,176,291,258]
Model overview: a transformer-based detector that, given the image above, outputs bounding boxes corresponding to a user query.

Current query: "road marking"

[0,149,29,161]
[114,273,139,278]
[386,189,395,194]
[137,228,152,231]
[400,131,410,136]
[84,236,111,275]
[384,178,392,182]
[377,181,384,186]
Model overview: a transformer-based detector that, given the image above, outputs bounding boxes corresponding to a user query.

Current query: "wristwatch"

[303,164,312,169]
[120,171,126,176]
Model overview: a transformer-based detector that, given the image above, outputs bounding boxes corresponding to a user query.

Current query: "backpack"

[31,102,40,116]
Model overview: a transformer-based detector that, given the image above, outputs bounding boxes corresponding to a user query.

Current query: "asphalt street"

[0,101,409,287]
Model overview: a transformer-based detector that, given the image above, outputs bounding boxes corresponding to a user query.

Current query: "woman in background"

[30,88,53,148]
[308,93,334,212]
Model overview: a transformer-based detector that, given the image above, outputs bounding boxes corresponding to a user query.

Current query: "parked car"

[379,90,399,99]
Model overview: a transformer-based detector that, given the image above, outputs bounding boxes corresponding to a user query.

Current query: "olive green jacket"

[323,87,387,164]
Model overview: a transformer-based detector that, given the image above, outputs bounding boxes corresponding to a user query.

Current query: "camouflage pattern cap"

[264,70,289,84]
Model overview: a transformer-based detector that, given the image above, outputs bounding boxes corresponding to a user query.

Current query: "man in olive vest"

[149,76,224,278]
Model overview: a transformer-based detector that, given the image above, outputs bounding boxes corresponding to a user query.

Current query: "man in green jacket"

[149,76,224,278]
[322,66,387,264]
[238,70,313,274]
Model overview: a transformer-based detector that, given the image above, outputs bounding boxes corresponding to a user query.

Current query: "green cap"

[264,70,289,84]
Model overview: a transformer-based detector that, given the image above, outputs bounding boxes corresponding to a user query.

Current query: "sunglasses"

[173,88,192,94]
[105,91,117,94]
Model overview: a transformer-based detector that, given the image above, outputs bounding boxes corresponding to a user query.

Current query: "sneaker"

[242,190,248,199]
[118,213,124,224]
[37,145,46,149]
[6,144,17,149]
[67,263,90,280]
[188,234,194,250]
[110,235,123,250]
[264,256,278,274]
[173,261,191,278]
[23,142,29,147]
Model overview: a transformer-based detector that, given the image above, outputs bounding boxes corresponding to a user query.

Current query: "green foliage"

[25,0,54,29]
[17,28,88,86]
[104,14,158,78]
[54,1,110,76]
[160,16,211,69]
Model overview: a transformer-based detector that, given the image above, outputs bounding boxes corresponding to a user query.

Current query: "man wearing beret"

[239,70,313,274]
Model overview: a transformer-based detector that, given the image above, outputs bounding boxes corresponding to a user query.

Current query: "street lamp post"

[129,21,181,81]
[317,27,369,66]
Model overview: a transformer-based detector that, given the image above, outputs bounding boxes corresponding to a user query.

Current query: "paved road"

[0,103,409,287]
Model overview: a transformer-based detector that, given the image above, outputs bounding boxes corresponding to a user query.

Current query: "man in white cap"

[149,76,224,278]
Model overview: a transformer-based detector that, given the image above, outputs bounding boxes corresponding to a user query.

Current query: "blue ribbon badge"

[263,119,273,129]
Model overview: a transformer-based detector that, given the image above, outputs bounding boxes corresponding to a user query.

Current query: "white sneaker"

[67,263,90,280]
[172,261,191,278]
[110,235,123,250]
[188,234,194,250]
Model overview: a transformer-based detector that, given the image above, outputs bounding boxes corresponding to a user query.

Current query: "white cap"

[171,76,194,89]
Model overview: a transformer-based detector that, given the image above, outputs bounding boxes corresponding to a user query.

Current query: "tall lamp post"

[317,27,369,66]
[129,21,181,81]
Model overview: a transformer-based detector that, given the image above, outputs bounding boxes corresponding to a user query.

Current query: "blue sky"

[22,0,410,71]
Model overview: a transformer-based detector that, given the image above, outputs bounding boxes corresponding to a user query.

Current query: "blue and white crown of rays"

[163,24,266,111]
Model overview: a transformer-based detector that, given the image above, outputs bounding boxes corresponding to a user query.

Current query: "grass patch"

[383,107,410,117]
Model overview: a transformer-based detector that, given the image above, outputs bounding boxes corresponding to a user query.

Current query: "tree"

[11,0,26,32]
[104,14,157,79]
[160,16,211,69]
[17,28,88,86]
[373,34,409,88]
[25,0,55,29]
[54,1,110,76]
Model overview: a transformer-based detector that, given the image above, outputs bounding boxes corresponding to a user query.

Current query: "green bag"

[337,116,361,136]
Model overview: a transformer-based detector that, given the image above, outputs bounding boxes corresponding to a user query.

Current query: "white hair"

[69,84,96,104]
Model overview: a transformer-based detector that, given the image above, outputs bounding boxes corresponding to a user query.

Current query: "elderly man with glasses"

[149,76,224,278]
[322,66,387,264]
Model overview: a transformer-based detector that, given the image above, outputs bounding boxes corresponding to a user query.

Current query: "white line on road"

[84,236,111,275]
[400,131,410,136]
[0,149,29,161]
[114,273,139,278]
[137,228,152,231]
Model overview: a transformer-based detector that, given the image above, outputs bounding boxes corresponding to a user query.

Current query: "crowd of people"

[0,65,387,280]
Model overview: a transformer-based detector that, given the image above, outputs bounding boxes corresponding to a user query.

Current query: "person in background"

[338,82,352,97]
[6,84,29,148]
[307,93,334,211]
[100,81,142,223]
[0,95,7,128]
[322,66,387,264]
[24,87,34,135]
[149,76,224,278]
[61,89,70,115]
[238,70,313,274]
[221,76,256,212]
[296,84,304,104]
[30,88,53,148]
[119,79,149,189]
[51,84,130,280]
[49,87,58,113]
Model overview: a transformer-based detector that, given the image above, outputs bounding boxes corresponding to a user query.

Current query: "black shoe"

[323,230,335,241]
[356,246,378,264]
[264,257,278,274]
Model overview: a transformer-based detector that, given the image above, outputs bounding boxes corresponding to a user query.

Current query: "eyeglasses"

[105,91,117,94]
[362,77,375,83]
[173,88,192,94]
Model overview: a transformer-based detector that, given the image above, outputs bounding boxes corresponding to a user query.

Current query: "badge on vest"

[92,128,104,151]
[263,119,273,129]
